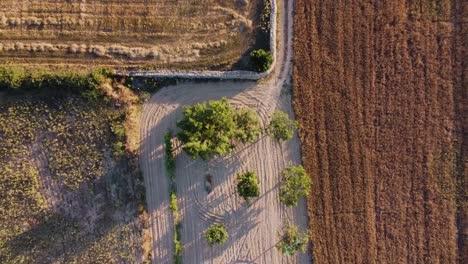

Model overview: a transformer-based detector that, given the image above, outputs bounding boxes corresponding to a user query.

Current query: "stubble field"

[293,0,466,263]
[0,0,262,70]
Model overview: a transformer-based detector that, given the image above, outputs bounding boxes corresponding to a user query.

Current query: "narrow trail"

[140,0,311,263]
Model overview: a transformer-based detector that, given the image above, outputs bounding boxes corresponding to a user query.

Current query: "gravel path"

[140,1,310,263]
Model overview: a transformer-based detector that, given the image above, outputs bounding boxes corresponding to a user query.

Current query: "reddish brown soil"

[293,0,466,263]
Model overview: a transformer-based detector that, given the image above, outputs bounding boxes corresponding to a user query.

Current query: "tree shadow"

[2,153,147,263]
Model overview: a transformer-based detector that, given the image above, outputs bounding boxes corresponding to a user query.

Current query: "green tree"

[234,108,261,143]
[276,224,309,255]
[237,171,260,201]
[250,49,273,72]
[177,98,236,160]
[279,165,311,207]
[267,110,298,141]
[205,224,228,246]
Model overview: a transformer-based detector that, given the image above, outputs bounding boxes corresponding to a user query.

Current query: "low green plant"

[205,224,228,246]
[237,171,260,201]
[164,132,176,179]
[174,223,183,263]
[261,0,272,33]
[250,49,273,72]
[276,224,309,255]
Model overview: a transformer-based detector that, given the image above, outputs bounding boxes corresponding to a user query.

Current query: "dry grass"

[0,0,262,70]
[0,80,149,263]
[293,0,466,263]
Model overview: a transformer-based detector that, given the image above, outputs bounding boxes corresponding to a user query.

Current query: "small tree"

[267,110,298,141]
[279,165,311,207]
[234,108,261,143]
[205,224,228,246]
[250,49,273,72]
[177,98,236,160]
[237,171,260,201]
[276,224,309,255]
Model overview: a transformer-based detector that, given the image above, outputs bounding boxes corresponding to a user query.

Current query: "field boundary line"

[116,0,277,80]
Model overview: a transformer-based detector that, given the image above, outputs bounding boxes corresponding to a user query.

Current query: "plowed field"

[0,0,261,70]
[293,0,466,263]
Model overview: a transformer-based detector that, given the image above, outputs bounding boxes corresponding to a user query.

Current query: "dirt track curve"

[140,0,311,263]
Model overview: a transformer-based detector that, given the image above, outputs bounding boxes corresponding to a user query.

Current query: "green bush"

[205,224,228,246]
[276,224,309,255]
[279,165,311,207]
[237,171,260,201]
[267,110,298,141]
[250,49,273,72]
[177,99,262,160]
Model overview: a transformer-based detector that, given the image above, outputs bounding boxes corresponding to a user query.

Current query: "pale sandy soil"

[140,0,311,263]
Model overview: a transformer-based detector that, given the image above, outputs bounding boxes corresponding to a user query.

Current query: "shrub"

[267,110,298,141]
[205,224,228,246]
[276,224,309,255]
[237,171,260,201]
[279,165,311,207]
[250,49,273,72]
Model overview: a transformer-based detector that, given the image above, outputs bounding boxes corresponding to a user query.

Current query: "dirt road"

[140,0,310,263]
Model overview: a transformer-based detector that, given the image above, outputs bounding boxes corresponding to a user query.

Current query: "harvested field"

[0,0,263,70]
[0,90,148,263]
[293,0,466,263]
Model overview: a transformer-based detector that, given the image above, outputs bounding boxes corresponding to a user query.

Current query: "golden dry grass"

[0,0,261,70]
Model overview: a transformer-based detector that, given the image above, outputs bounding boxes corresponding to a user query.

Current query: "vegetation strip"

[164,131,182,264]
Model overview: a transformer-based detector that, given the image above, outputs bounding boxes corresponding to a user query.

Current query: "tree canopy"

[267,110,298,141]
[237,171,260,201]
[205,224,228,246]
[234,108,261,143]
[177,98,260,160]
[177,98,236,160]
[279,165,311,207]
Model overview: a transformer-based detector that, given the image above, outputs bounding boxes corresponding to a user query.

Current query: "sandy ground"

[140,0,310,263]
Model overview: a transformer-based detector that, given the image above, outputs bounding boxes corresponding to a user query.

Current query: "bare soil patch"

[293,0,466,263]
